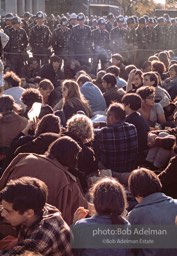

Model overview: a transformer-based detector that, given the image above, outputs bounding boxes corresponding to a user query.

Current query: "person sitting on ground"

[65,114,98,192]
[122,93,150,165]
[77,74,106,114]
[102,73,125,107]
[0,176,73,255]
[0,136,88,225]
[106,65,127,89]
[38,79,54,105]
[128,168,177,256]
[126,68,143,93]
[73,177,130,256]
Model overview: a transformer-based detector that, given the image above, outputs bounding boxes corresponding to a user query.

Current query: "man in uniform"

[110,15,127,56]
[51,16,71,74]
[91,17,110,74]
[5,16,28,75]
[29,11,51,66]
[126,16,137,64]
[70,13,92,66]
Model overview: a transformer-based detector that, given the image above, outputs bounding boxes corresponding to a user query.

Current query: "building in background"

[0,0,45,16]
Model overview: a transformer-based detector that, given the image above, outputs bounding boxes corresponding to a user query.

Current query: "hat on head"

[98,17,106,25]
[60,16,68,26]
[24,12,32,18]
[77,13,85,21]
[36,11,45,19]
[5,13,14,20]
[12,16,22,24]
[116,15,125,23]
[127,17,135,25]
[139,17,146,24]
[70,13,77,20]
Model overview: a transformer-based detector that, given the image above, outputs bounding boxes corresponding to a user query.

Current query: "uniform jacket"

[0,153,87,225]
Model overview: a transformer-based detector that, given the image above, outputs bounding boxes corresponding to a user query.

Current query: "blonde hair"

[66,114,94,143]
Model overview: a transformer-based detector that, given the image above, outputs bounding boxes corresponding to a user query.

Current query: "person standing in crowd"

[29,11,51,66]
[95,102,138,174]
[0,29,9,59]
[5,16,28,76]
[0,176,73,255]
[70,13,92,66]
[91,17,110,74]
[51,16,71,75]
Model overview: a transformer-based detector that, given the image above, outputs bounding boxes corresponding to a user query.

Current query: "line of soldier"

[1,11,177,76]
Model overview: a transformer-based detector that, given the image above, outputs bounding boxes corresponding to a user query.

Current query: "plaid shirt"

[96,121,138,173]
[1,204,73,256]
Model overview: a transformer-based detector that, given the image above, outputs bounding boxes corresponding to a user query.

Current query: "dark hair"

[106,65,120,77]
[3,71,21,87]
[39,79,54,91]
[0,95,21,113]
[122,93,142,111]
[128,168,162,198]
[50,55,61,64]
[158,51,170,70]
[38,104,53,119]
[137,86,155,100]
[169,64,177,74]
[0,177,48,215]
[102,73,117,87]
[48,136,81,169]
[151,60,166,74]
[35,114,61,137]
[112,53,123,63]
[77,74,92,84]
[28,57,37,65]
[143,72,159,87]
[107,102,126,121]
[90,177,127,224]
[21,88,43,108]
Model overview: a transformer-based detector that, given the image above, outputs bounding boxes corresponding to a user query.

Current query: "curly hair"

[21,88,43,108]
[66,114,94,143]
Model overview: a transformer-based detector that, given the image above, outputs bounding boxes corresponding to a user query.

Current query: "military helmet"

[98,17,106,25]
[77,13,85,21]
[139,17,146,24]
[70,13,77,20]
[116,15,125,23]
[127,17,135,25]
[36,11,45,19]
[12,16,22,24]
[60,16,68,26]
[5,13,14,20]
[24,12,32,18]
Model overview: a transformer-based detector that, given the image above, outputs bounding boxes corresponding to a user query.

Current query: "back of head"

[90,177,127,224]
[128,168,162,198]
[0,177,48,215]
[107,102,126,122]
[39,79,54,91]
[0,95,16,113]
[122,93,142,111]
[35,114,61,137]
[48,136,81,169]
[106,65,120,77]
[3,71,21,87]
[21,88,43,108]
[102,73,117,87]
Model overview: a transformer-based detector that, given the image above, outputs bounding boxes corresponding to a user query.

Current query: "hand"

[128,69,136,81]
[73,207,89,223]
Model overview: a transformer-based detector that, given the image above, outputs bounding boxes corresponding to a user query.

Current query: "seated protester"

[0,136,87,225]
[0,96,28,172]
[21,57,40,83]
[162,64,177,100]
[0,177,72,255]
[39,55,65,88]
[77,74,106,114]
[3,71,25,107]
[73,177,130,256]
[111,53,126,80]
[143,71,171,108]
[21,88,43,118]
[122,93,150,164]
[3,114,61,169]
[158,148,177,199]
[38,79,54,105]
[137,86,166,129]
[92,70,106,93]
[128,168,177,256]
[94,102,138,175]
[126,69,143,93]
[65,114,98,192]
[106,65,127,89]
[54,80,92,125]
[102,73,125,107]
[151,60,169,81]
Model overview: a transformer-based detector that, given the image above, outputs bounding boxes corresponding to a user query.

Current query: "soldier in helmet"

[106,13,115,32]
[126,16,137,64]
[68,13,77,29]
[70,13,92,66]
[91,17,110,74]
[110,15,127,56]
[51,16,71,75]
[154,17,166,51]
[3,13,14,34]
[136,17,148,67]
[5,16,28,75]
[29,11,51,66]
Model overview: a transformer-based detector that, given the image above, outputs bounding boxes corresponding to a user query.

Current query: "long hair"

[63,80,91,117]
